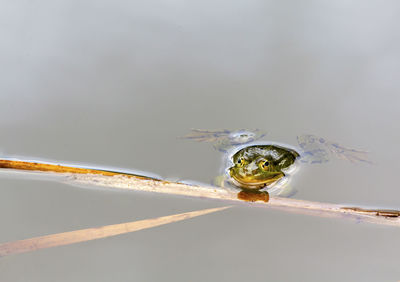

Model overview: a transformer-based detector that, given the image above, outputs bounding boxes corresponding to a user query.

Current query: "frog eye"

[260,160,270,170]
[237,157,245,166]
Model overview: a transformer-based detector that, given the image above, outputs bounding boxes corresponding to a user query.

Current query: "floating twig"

[0,158,399,227]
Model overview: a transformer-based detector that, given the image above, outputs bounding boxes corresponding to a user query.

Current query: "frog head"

[228,145,299,190]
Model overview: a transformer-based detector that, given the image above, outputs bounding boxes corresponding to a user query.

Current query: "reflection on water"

[1,0,400,281]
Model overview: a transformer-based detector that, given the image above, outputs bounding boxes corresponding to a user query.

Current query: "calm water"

[1,1,400,281]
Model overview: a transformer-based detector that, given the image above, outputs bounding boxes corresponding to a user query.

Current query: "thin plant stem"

[0,158,399,227]
[0,206,230,257]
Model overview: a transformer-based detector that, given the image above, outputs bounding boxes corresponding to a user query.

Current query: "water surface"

[1,1,400,281]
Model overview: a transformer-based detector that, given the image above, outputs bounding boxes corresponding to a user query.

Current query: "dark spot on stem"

[237,190,269,203]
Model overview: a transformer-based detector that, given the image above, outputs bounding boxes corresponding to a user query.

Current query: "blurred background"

[1,1,400,281]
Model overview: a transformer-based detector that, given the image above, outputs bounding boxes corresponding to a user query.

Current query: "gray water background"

[1,1,400,281]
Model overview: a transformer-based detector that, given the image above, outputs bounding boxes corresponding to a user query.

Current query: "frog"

[182,129,370,201]
[229,144,299,190]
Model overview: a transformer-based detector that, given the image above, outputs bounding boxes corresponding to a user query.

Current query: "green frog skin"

[228,144,299,190]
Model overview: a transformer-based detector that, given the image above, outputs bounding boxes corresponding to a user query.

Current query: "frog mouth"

[229,172,285,189]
